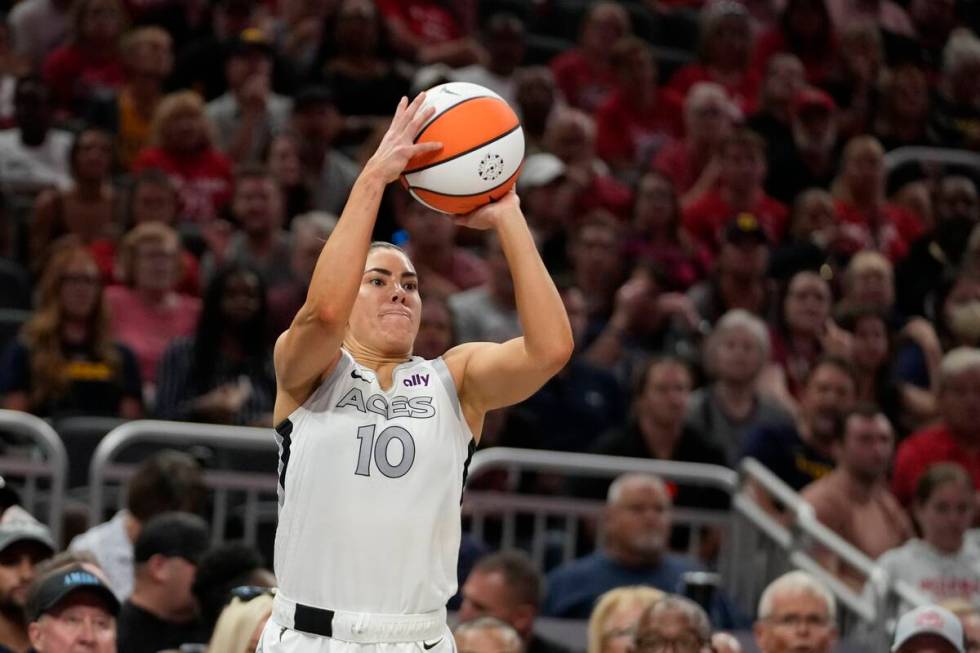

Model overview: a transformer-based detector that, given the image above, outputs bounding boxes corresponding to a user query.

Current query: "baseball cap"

[25,564,120,622]
[791,87,836,117]
[134,512,209,565]
[0,510,55,555]
[723,212,769,245]
[517,153,565,192]
[227,28,273,58]
[892,606,964,653]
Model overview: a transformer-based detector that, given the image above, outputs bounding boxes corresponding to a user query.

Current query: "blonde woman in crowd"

[207,591,274,653]
[588,586,664,653]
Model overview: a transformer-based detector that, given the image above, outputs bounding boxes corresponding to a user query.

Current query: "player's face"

[349,248,422,356]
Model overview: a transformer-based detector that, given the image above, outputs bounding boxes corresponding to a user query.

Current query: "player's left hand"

[454,190,520,230]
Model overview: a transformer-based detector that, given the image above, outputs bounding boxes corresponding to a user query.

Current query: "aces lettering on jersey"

[335,387,436,419]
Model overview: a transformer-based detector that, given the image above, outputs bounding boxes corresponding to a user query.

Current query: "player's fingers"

[400,92,427,126]
[410,141,443,156]
[407,105,436,135]
[388,96,409,130]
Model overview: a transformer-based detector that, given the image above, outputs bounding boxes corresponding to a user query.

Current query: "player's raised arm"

[274,94,440,405]
[444,191,574,425]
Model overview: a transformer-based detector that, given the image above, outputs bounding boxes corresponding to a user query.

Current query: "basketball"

[400,82,525,215]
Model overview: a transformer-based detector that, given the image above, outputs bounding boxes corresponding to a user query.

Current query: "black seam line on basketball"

[408,165,522,197]
[404,123,521,176]
[412,95,491,144]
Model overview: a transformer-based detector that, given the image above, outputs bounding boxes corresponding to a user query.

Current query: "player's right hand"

[365,93,443,184]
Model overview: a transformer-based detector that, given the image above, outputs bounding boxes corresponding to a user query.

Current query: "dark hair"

[190,264,270,394]
[914,463,972,506]
[471,551,542,607]
[68,127,113,179]
[631,355,692,399]
[234,163,275,187]
[311,0,395,72]
[124,168,179,229]
[125,450,206,522]
[780,0,833,52]
[837,401,888,442]
[804,355,858,390]
[191,542,268,630]
[369,241,408,256]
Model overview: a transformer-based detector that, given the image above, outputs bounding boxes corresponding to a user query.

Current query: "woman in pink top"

[106,223,201,399]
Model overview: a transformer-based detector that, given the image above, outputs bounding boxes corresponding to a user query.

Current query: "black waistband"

[294,603,335,638]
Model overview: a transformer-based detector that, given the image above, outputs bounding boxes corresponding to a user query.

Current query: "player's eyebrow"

[364,268,417,278]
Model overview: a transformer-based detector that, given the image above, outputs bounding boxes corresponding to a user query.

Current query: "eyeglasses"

[764,614,832,630]
[61,274,101,286]
[229,585,276,602]
[635,634,704,653]
[47,610,115,636]
[602,627,637,643]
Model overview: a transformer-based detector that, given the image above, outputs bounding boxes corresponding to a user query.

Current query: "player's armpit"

[273,310,344,402]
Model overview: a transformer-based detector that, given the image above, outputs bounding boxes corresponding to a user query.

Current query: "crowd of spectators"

[0,0,978,650]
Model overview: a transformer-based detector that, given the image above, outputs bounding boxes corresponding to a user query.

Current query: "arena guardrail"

[0,409,67,544]
[884,146,980,176]
[88,419,278,546]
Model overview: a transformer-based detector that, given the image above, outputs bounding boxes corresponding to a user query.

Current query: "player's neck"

[344,340,412,381]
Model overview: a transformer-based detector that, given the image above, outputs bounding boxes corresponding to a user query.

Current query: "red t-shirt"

[375,0,461,43]
[651,139,708,196]
[132,147,233,224]
[550,49,618,113]
[42,44,125,114]
[667,63,762,116]
[892,423,980,506]
[595,89,682,168]
[683,188,789,253]
[832,199,924,262]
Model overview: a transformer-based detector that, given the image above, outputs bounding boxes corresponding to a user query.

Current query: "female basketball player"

[262,93,573,652]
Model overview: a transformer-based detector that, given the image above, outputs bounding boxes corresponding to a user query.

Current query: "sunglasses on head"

[229,585,276,602]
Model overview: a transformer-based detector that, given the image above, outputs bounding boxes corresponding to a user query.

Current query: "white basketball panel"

[416,82,505,134]
[403,127,525,196]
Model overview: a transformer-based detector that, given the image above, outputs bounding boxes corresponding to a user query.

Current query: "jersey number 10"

[354,425,417,478]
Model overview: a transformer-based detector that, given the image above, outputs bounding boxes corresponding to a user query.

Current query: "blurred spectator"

[682,129,788,256]
[687,309,793,466]
[928,29,980,150]
[876,463,980,606]
[838,251,895,316]
[586,586,665,653]
[652,82,736,208]
[747,54,807,149]
[207,590,273,653]
[107,223,201,397]
[24,563,119,653]
[155,263,276,426]
[132,91,234,224]
[898,176,980,318]
[751,0,836,85]
[875,65,931,150]
[548,474,733,626]
[906,0,958,76]
[448,233,519,344]
[265,132,313,224]
[87,27,173,170]
[516,153,576,274]
[207,29,292,163]
[204,165,291,290]
[930,272,980,352]
[569,214,626,331]
[28,128,118,280]
[117,512,209,653]
[893,348,980,506]
[267,0,331,80]
[668,2,761,116]
[268,211,336,335]
[454,617,523,653]
[0,519,55,653]
[0,76,71,199]
[0,20,29,128]
[549,2,631,113]
[765,88,841,205]
[687,216,777,326]
[544,109,631,219]
[450,13,525,108]
[514,67,558,156]
[70,450,205,601]
[753,571,837,653]
[413,293,454,361]
[891,605,964,653]
[577,359,727,512]
[458,551,568,653]
[375,0,485,68]
[825,0,914,38]
[743,356,857,493]
[960,607,980,653]
[825,22,884,139]
[120,169,201,295]
[627,172,709,292]
[191,542,275,633]
[633,596,711,653]
[289,85,359,216]
[7,0,69,72]
[802,405,912,588]
[398,199,488,299]
[500,284,625,453]
[0,243,143,419]
[41,0,125,118]
[595,38,678,175]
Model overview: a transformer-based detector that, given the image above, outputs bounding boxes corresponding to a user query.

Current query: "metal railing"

[0,410,67,543]
[884,146,980,176]
[88,420,278,546]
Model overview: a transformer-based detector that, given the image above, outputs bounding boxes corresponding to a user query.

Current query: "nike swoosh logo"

[351,370,367,382]
[423,639,443,650]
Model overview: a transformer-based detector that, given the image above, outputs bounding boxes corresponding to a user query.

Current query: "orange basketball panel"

[404,97,520,173]
[410,165,522,215]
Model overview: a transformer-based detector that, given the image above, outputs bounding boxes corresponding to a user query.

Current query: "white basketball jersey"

[273,350,475,614]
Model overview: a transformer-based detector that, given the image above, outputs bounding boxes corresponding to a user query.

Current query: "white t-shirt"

[69,510,134,599]
[875,538,980,609]
[0,128,72,196]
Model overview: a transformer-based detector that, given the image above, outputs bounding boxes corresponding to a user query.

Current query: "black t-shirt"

[740,422,834,491]
[117,600,208,653]
[0,339,142,418]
